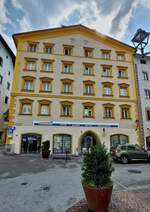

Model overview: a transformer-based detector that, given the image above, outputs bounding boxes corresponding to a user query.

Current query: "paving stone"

[66,191,148,212]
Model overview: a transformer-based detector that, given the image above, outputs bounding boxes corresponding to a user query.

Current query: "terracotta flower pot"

[83,185,113,212]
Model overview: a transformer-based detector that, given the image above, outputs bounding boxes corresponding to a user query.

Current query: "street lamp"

[131,28,150,57]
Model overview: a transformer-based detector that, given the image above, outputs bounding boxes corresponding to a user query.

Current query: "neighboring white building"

[0,35,15,144]
[134,54,150,149]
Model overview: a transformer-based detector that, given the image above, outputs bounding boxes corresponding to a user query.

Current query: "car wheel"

[121,155,128,164]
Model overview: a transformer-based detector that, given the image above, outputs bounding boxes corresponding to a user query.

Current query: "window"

[119,84,129,97]
[62,61,73,74]
[64,64,71,73]
[101,50,111,59]
[28,43,37,52]
[118,67,127,78]
[140,59,146,64]
[8,71,10,76]
[103,82,113,96]
[44,63,52,72]
[142,71,148,80]
[83,80,95,95]
[63,45,73,56]
[5,96,8,104]
[42,82,50,91]
[0,75,3,84]
[27,61,36,70]
[24,81,33,91]
[22,76,35,91]
[43,43,54,54]
[84,47,93,58]
[110,134,129,148]
[84,63,94,75]
[40,77,53,92]
[146,109,150,121]
[19,99,33,115]
[22,104,31,114]
[145,108,150,121]
[0,57,3,66]
[144,90,150,99]
[25,58,37,71]
[83,102,95,118]
[7,82,10,90]
[104,87,111,95]
[38,100,51,116]
[102,66,112,77]
[41,59,54,72]
[116,52,125,61]
[103,104,114,119]
[60,101,73,117]
[120,88,127,96]
[61,79,73,94]
[53,134,72,154]
[63,83,71,93]
[120,105,131,119]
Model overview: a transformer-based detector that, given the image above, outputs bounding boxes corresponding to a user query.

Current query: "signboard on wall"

[7,126,16,138]
[33,121,119,128]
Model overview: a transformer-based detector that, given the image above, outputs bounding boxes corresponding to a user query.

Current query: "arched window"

[110,134,129,148]
[0,57,3,67]
[53,134,72,154]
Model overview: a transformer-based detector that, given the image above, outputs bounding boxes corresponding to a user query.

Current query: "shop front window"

[110,134,129,149]
[53,134,72,154]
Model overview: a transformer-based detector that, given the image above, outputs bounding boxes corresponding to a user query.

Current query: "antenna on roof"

[131,28,150,57]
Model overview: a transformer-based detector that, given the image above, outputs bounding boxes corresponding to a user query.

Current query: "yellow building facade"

[8,25,139,154]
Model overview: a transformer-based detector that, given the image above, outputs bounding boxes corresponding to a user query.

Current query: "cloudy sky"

[1,0,150,53]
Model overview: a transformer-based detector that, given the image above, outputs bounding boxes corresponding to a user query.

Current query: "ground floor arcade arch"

[79,131,100,153]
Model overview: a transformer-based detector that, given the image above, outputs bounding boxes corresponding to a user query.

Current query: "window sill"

[39,90,52,93]
[84,56,93,58]
[61,92,73,94]
[83,116,95,118]
[83,93,95,96]
[64,54,73,56]
[37,114,51,116]
[83,73,95,76]
[19,113,32,116]
[102,58,111,60]
[21,89,34,92]
[119,95,130,98]
[61,72,74,75]
[117,59,126,62]
[117,77,128,79]
[121,118,132,120]
[103,94,113,97]
[101,75,113,78]
[23,69,37,72]
[40,70,53,73]
[60,115,72,117]
[103,117,115,119]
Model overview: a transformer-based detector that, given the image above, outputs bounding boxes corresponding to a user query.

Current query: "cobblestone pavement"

[0,152,150,212]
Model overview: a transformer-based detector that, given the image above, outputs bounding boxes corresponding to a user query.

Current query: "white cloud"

[10,0,139,40]
[1,0,150,54]
[0,0,16,53]
[0,0,8,31]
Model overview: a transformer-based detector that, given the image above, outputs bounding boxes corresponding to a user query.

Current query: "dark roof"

[13,24,135,51]
[0,34,15,65]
